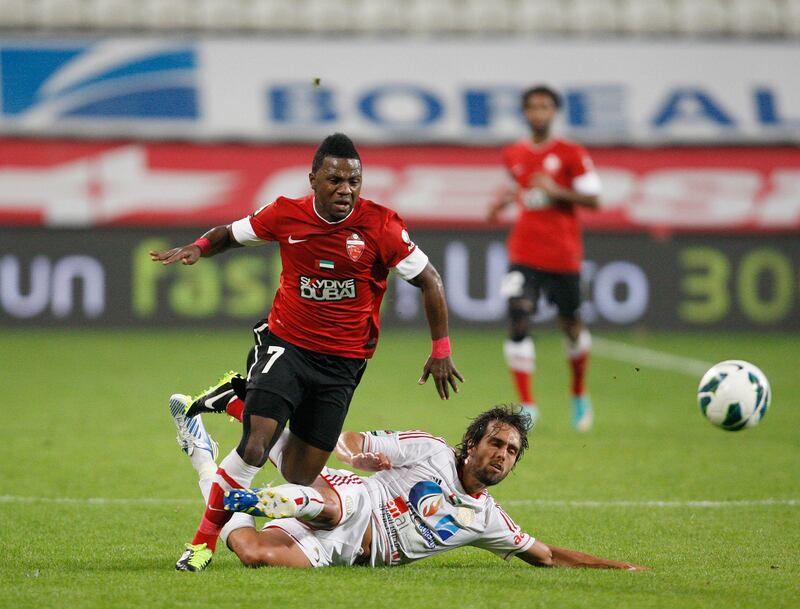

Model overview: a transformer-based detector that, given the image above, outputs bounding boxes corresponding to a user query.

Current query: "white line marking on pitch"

[0,495,200,505]
[0,495,796,508]
[592,337,713,377]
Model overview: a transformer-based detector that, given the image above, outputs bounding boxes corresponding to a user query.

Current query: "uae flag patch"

[316,259,335,270]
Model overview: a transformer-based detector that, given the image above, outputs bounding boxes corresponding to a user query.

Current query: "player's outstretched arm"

[149,224,242,266]
[518,540,648,571]
[408,263,465,400]
[334,431,391,471]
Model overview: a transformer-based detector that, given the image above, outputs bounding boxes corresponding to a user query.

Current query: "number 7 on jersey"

[262,346,286,374]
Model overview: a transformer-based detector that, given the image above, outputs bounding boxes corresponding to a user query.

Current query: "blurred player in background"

[170,398,646,571]
[151,133,463,571]
[488,85,601,431]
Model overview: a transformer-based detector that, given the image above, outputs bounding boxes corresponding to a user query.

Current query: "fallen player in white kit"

[170,396,646,571]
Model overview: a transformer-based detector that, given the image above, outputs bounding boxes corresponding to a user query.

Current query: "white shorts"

[263,467,371,568]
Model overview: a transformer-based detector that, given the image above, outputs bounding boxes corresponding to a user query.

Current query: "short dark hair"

[311,133,361,173]
[456,405,531,466]
[521,85,562,110]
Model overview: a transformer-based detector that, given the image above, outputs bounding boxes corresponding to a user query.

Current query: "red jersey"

[231,195,428,359]
[502,137,598,273]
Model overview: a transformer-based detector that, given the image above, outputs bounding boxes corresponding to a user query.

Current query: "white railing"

[0,0,796,38]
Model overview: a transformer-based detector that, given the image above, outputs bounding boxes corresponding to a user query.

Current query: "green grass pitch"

[0,328,797,609]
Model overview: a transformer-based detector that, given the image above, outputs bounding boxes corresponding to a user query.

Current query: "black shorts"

[503,264,582,320]
[244,320,367,452]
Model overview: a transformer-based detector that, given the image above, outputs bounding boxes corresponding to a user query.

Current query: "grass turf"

[0,329,797,609]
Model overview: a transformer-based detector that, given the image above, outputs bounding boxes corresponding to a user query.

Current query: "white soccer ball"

[697,360,771,431]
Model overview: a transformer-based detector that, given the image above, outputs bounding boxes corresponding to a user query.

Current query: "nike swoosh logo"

[205,389,235,410]
[288,236,308,244]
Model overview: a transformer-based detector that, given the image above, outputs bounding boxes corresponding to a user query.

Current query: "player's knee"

[239,441,267,467]
[236,545,264,568]
[559,316,582,341]
[509,303,532,341]
[238,427,275,466]
[281,466,317,486]
[509,324,528,342]
[237,544,279,568]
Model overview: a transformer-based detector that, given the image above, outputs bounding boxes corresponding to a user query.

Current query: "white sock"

[196,461,217,503]
[565,328,592,359]
[271,483,325,521]
[220,513,256,548]
[188,438,218,503]
[504,337,535,373]
[267,428,291,475]
[216,449,261,492]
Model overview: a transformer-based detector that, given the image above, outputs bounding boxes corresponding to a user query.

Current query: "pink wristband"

[431,336,451,359]
[193,237,212,256]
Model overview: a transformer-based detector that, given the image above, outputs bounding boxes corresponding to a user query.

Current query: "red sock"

[226,397,244,422]
[569,353,589,396]
[511,370,534,405]
[191,470,242,550]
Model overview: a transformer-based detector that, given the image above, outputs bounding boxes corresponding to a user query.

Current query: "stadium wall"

[1,39,799,145]
[2,228,798,330]
[1,139,799,231]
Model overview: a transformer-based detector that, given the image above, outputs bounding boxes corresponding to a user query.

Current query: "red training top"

[502,137,596,273]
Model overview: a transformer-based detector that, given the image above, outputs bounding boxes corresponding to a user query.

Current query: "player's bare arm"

[149,224,242,266]
[334,431,391,471]
[518,540,648,571]
[408,263,465,400]
[532,173,599,210]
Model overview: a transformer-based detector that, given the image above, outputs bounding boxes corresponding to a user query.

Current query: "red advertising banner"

[0,138,798,232]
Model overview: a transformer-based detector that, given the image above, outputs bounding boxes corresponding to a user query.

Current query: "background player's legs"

[504,297,537,424]
[550,271,592,431]
[559,316,593,431]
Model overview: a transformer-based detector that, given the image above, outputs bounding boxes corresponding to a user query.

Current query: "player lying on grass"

[171,393,646,570]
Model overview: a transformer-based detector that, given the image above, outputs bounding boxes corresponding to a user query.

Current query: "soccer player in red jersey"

[151,133,464,571]
[488,86,601,432]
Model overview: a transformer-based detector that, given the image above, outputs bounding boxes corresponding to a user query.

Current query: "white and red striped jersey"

[361,430,534,566]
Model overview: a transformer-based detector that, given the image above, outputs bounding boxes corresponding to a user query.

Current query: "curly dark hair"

[456,404,531,467]
[311,132,361,172]
[521,84,562,110]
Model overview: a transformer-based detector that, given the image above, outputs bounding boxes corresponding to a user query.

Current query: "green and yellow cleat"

[185,371,245,418]
[175,542,213,572]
